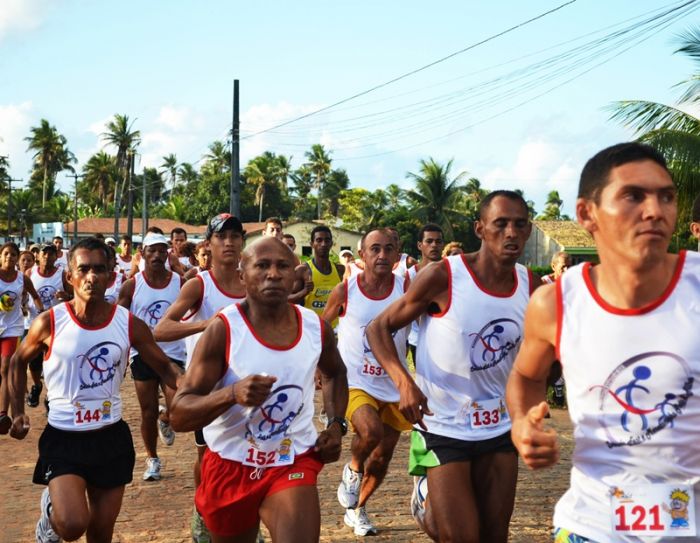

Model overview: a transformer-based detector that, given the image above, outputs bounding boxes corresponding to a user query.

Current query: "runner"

[129,227,185,277]
[169,236,349,543]
[387,227,417,276]
[304,225,345,327]
[154,213,246,542]
[690,193,700,244]
[367,191,537,543]
[170,227,193,271]
[19,250,43,407]
[323,228,411,536]
[282,233,297,253]
[183,241,212,281]
[118,232,186,481]
[506,142,700,543]
[442,241,464,257]
[542,251,572,284]
[0,242,44,432]
[406,224,444,362]
[26,244,72,409]
[52,237,68,271]
[343,240,365,280]
[7,237,179,543]
[103,246,124,305]
[115,235,133,275]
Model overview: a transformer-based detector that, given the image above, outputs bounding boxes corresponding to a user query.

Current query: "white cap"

[339,249,353,257]
[105,237,116,244]
[142,233,169,247]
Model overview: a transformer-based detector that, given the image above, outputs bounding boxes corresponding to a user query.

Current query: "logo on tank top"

[245,384,304,446]
[0,290,17,312]
[38,285,57,307]
[589,351,693,448]
[362,320,397,354]
[77,341,124,390]
[468,318,521,371]
[145,300,171,326]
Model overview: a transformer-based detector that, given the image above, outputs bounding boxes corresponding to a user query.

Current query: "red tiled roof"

[64,218,207,235]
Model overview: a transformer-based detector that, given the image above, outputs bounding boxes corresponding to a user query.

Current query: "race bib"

[73,399,114,427]
[459,397,508,429]
[242,437,295,468]
[610,484,696,537]
[359,357,386,378]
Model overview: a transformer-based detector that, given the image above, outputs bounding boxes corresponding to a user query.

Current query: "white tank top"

[393,253,409,277]
[0,271,24,337]
[44,303,131,431]
[348,262,362,278]
[337,274,408,403]
[407,266,420,346]
[138,254,171,272]
[183,270,244,368]
[204,303,321,465]
[553,252,700,542]
[416,255,531,441]
[178,256,192,270]
[104,273,123,305]
[30,267,64,309]
[55,251,68,270]
[116,254,132,274]
[130,271,185,361]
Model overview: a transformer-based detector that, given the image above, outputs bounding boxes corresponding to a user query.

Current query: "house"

[520,220,597,268]
[61,218,207,244]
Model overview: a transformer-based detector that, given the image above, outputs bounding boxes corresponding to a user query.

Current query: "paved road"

[1,377,573,542]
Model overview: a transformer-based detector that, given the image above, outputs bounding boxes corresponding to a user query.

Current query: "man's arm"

[22,275,44,312]
[288,264,313,304]
[169,253,185,276]
[130,316,181,390]
[366,260,449,429]
[183,267,199,281]
[153,277,210,341]
[314,319,348,463]
[169,316,276,432]
[505,283,560,470]
[8,312,52,439]
[335,263,345,279]
[320,281,346,324]
[128,253,141,278]
[117,277,135,309]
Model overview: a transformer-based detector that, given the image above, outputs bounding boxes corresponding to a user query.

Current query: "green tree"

[159,194,189,222]
[160,154,179,192]
[46,194,74,223]
[323,168,350,217]
[514,188,537,219]
[101,114,141,214]
[609,26,700,225]
[245,152,276,222]
[202,141,230,177]
[81,151,118,209]
[0,155,9,191]
[537,190,569,220]
[24,119,76,207]
[304,144,332,219]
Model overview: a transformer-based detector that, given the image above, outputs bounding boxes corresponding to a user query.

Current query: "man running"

[304,225,345,326]
[324,228,411,536]
[115,235,133,275]
[118,232,186,481]
[507,142,699,543]
[690,193,700,245]
[261,217,312,304]
[387,227,417,277]
[52,236,68,271]
[170,227,192,271]
[367,191,537,543]
[282,233,297,253]
[169,236,348,543]
[128,227,185,277]
[8,237,179,543]
[184,241,212,281]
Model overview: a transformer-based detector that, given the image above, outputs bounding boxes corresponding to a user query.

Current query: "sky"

[1,0,699,218]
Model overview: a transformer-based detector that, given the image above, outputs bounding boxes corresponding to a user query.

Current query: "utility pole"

[142,163,148,239]
[67,173,85,245]
[126,151,135,239]
[230,79,240,216]
[7,178,21,242]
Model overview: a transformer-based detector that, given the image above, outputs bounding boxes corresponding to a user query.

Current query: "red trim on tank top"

[209,270,244,299]
[237,303,303,351]
[217,313,231,380]
[182,274,205,321]
[140,270,173,290]
[461,255,519,298]
[36,267,59,279]
[527,268,534,296]
[582,250,686,316]
[338,278,348,318]
[429,257,452,318]
[0,270,19,283]
[43,308,55,361]
[66,302,117,330]
[555,278,564,361]
[356,273,395,301]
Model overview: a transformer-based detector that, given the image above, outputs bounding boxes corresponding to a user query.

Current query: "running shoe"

[337,463,362,509]
[36,487,62,543]
[410,475,428,531]
[190,507,212,543]
[157,406,175,446]
[0,413,11,435]
[142,457,162,481]
[344,506,377,536]
[27,383,43,408]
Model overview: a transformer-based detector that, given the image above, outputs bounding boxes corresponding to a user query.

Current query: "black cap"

[40,243,57,253]
[205,213,244,239]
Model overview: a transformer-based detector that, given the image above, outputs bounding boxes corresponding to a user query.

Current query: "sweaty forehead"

[364,231,393,247]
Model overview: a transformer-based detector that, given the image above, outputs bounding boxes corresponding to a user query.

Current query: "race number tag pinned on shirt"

[359,357,386,378]
[610,484,696,537]
[463,397,508,429]
[243,437,295,468]
[73,399,113,427]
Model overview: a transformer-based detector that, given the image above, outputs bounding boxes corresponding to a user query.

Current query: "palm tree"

[160,195,189,222]
[101,114,141,216]
[537,190,568,220]
[405,158,469,237]
[0,155,9,191]
[245,152,279,221]
[608,26,700,221]
[82,151,118,208]
[160,154,178,190]
[46,194,74,223]
[274,154,293,192]
[304,144,332,219]
[202,141,230,176]
[24,119,76,207]
[323,168,350,217]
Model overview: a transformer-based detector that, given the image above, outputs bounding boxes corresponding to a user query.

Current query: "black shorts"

[130,355,184,381]
[194,429,207,448]
[33,419,135,489]
[28,353,43,372]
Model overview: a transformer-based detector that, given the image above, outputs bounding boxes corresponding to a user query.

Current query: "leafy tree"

[514,188,537,219]
[0,155,9,191]
[289,164,316,220]
[81,151,118,209]
[537,190,569,220]
[323,168,350,217]
[245,152,281,221]
[304,144,332,219]
[160,154,179,192]
[159,194,189,222]
[45,194,74,223]
[24,119,76,207]
[101,114,140,215]
[202,141,230,177]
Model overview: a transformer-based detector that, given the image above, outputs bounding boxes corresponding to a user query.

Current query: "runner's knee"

[53,511,89,541]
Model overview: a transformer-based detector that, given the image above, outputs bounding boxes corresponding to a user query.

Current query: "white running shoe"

[344,507,378,536]
[337,463,362,509]
[36,487,62,543]
[143,457,162,481]
[157,406,175,447]
[410,475,428,531]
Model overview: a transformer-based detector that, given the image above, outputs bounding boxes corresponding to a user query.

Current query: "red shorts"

[0,337,19,357]
[195,448,323,537]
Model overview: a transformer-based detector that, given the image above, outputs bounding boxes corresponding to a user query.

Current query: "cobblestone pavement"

[1,377,573,542]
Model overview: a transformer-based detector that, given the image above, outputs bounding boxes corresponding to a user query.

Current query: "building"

[520,220,597,268]
[62,218,206,244]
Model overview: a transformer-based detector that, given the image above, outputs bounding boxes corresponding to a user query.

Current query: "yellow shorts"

[346,388,413,433]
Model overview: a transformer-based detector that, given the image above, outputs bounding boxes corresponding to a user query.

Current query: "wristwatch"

[326,416,348,436]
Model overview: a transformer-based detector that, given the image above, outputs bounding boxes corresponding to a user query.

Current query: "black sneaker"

[27,383,43,408]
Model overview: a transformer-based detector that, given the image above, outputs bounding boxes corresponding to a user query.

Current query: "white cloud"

[0,101,34,180]
[0,0,52,41]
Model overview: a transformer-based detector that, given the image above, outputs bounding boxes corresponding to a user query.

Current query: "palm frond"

[608,100,700,135]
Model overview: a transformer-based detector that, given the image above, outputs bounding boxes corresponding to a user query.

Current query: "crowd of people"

[0,141,698,543]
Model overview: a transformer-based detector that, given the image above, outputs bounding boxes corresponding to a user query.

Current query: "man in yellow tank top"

[304,226,344,327]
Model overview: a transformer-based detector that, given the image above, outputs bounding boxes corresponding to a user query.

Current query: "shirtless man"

[367,191,538,543]
[169,237,348,543]
[507,142,700,543]
[9,237,179,543]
